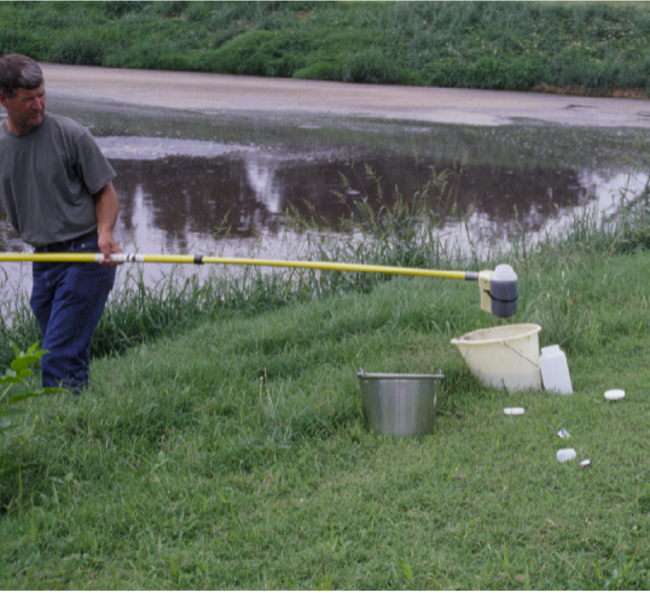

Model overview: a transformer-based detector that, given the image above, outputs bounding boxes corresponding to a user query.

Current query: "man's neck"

[4,114,44,136]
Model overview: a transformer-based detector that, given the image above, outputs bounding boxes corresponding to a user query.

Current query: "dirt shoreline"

[40,63,650,129]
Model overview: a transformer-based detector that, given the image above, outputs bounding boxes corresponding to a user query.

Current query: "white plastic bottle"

[539,345,573,394]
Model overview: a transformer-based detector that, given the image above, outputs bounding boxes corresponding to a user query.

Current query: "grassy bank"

[3,172,650,587]
[1,1,650,95]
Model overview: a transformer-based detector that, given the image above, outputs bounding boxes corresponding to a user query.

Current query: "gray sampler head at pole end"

[490,264,518,319]
[491,294,518,318]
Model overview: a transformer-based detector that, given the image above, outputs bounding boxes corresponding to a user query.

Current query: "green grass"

[3,178,650,587]
[2,251,650,588]
[1,1,650,95]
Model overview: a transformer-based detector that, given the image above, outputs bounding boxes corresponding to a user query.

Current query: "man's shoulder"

[43,113,90,137]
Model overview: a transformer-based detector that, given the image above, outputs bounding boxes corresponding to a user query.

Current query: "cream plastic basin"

[451,324,542,391]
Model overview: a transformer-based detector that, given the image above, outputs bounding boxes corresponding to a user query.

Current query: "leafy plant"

[0,344,68,478]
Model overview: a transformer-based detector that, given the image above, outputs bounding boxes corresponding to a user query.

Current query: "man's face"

[0,83,46,135]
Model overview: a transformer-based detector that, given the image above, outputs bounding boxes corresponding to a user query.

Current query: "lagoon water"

[1,92,649,302]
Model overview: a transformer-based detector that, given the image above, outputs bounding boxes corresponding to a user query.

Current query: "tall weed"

[331,151,467,273]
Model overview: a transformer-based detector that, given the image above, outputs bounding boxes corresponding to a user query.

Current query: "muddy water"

[1,96,650,295]
[106,148,593,253]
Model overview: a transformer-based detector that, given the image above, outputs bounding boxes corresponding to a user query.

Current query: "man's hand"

[94,182,122,266]
[97,230,122,266]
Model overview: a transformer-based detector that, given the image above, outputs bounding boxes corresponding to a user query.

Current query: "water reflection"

[113,154,285,251]
[104,147,597,253]
[0,221,20,253]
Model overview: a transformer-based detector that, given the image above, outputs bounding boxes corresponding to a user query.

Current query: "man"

[0,54,122,394]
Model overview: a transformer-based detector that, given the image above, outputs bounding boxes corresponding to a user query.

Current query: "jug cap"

[557,448,576,463]
[541,344,562,354]
[604,389,625,401]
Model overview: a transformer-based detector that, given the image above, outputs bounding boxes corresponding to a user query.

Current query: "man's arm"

[94,181,122,265]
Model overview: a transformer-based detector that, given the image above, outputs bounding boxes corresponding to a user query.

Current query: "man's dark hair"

[0,54,44,98]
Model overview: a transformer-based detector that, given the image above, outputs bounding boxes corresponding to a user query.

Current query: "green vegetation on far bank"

[1,1,650,96]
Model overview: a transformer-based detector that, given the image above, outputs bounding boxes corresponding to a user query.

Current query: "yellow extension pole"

[0,252,473,281]
[0,252,523,318]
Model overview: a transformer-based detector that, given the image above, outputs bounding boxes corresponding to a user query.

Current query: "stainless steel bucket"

[357,370,444,437]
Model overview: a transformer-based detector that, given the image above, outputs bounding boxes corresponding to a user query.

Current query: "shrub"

[0,30,38,57]
[103,1,150,19]
[202,1,284,29]
[342,49,417,86]
[49,37,106,66]
[293,60,341,81]
[205,30,308,77]
[462,57,509,89]
[148,1,188,19]
[506,58,545,90]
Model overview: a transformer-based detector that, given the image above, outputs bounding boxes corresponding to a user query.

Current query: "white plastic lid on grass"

[557,448,576,463]
[605,389,625,401]
[580,459,591,467]
[504,407,525,416]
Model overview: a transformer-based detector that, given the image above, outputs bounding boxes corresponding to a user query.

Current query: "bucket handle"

[502,340,540,369]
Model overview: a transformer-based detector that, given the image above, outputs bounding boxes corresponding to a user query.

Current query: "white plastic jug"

[539,345,572,394]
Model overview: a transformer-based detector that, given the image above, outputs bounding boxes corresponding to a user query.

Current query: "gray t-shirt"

[0,112,116,247]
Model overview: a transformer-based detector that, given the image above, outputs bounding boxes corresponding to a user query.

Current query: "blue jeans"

[30,232,115,394]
